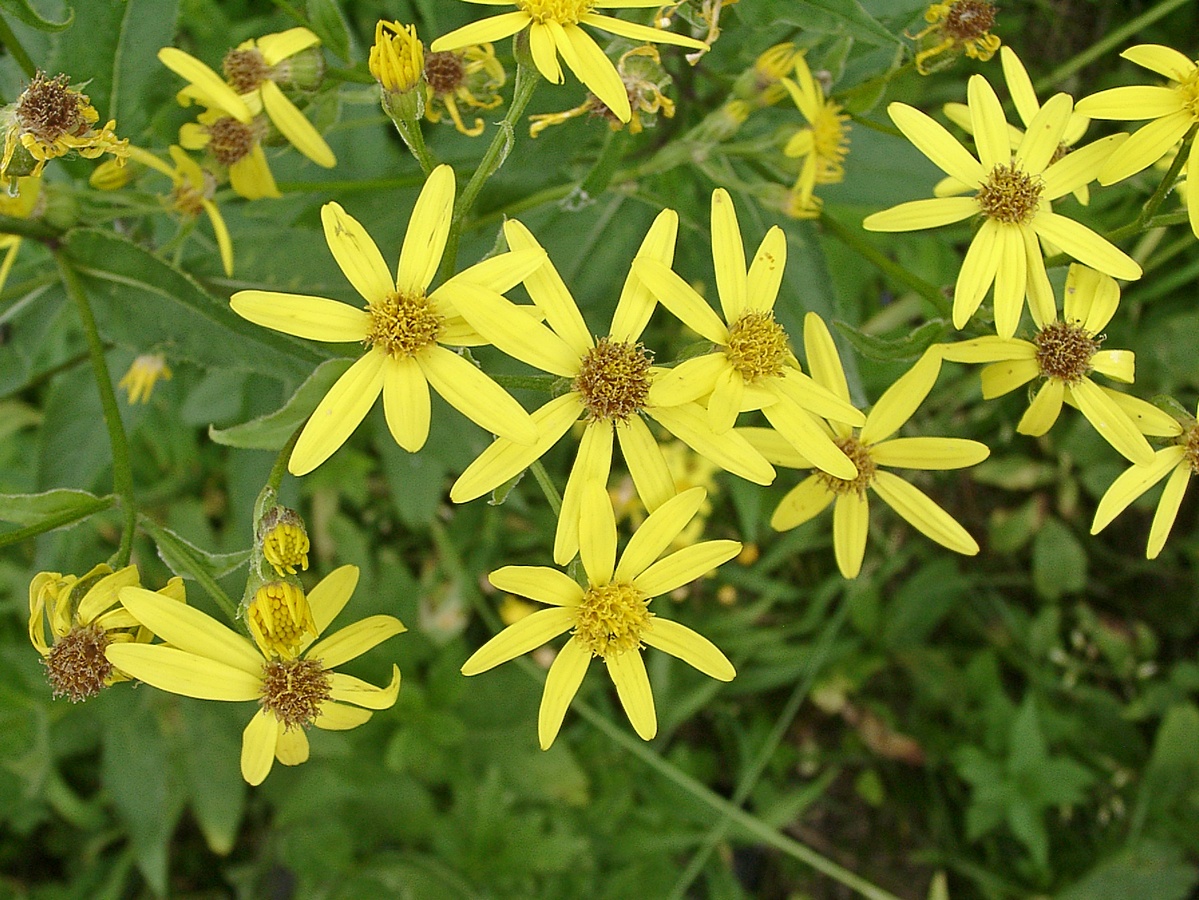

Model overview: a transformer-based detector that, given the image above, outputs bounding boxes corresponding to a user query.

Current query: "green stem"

[0,14,36,79]
[437,63,541,284]
[139,516,239,622]
[0,495,115,550]
[578,128,631,200]
[530,460,562,518]
[0,214,62,242]
[54,251,137,568]
[819,213,951,317]
[668,597,851,899]
[1034,0,1195,91]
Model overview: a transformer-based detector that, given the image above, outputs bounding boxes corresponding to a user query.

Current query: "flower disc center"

[517,0,595,25]
[574,337,653,421]
[1184,425,1199,474]
[223,49,271,95]
[425,51,466,95]
[725,311,789,382]
[943,0,997,41]
[819,436,876,495]
[1179,69,1199,119]
[260,657,331,729]
[207,117,258,166]
[366,291,443,358]
[977,163,1043,225]
[44,624,112,702]
[1034,321,1098,383]
[16,72,87,141]
[573,582,652,658]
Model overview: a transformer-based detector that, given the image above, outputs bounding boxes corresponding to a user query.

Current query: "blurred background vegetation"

[2,0,1198,897]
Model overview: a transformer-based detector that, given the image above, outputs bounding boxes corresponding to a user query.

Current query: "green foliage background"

[1,0,1199,897]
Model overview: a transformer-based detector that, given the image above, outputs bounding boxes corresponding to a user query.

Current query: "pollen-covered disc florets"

[223,48,271,95]
[16,72,89,142]
[365,291,443,357]
[575,337,653,421]
[259,657,331,728]
[573,582,652,658]
[725,311,789,382]
[207,116,259,166]
[819,437,875,496]
[44,624,112,702]
[247,581,318,659]
[977,163,1043,225]
[1034,321,1099,383]
[517,0,595,25]
[424,51,466,95]
[1183,424,1199,474]
[942,0,997,41]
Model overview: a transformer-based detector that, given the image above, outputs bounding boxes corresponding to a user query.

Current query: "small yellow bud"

[369,21,424,95]
[247,581,317,659]
[118,353,171,404]
[260,512,310,577]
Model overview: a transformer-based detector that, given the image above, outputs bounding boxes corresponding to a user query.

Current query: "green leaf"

[1056,843,1199,900]
[208,357,352,450]
[1032,518,1087,601]
[65,228,323,380]
[833,318,949,362]
[0,0,73,32]
[306,0,350,61]
[0,489,113,548]
[1137,704,1199,828]
[776,0,902,46]
[149,522,250,581]
[179,700,246,856]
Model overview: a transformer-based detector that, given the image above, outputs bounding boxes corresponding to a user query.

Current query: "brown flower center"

[16,72,88,141]
[43,625,112,702]
[574,337,653,421]
[259,658,331,729]
[207,117,258,166]
[1034,321,1098,383]
[818,436,876,496]
[977,163,1043,225]
[223,48,271,95]
[725,311,789,382]
[573,582,652,658]
[365,291,443,357]
[424,51,466,96]
[943,0,997,41]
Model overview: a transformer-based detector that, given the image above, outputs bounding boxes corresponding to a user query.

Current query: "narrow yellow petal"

[870,437,989,470]
[556,418,614,565]
[430,12,529,52]
[241,710,279,786]
[873,470,978,554]
[117,586,262,673]
[394,167,454,296]
[579,482,618,587]
[1063,263,1115,330]
[1024,226,1056,329]
[580,12,708,50]
[616,416,676,513]
[105,644,262,700]
[607,649,657,740]
[832,492,869,578]
[1102,389,1183,437]
[887,102,985,185]
[762,397,856,480]
[614,487,706,582]
[953,220,1002,329]
[708,367,744,434]
[230,290,369,342]
[803,312,852,404]
[1068,378,1155,464]
[1188,144,1199,240]
[1075,86,1185,121]
[968,74,1011,170]
[634,540,741,597]
[447,247,548,296]
[1121,44,1197,81]
[710,188,747,320]
[771,475,834,530]
[307,565,359,639]
[1041,134,1127,201]
[1091,349,1135,383]
[991,223,1028,340]
[461,607,576,675]
[1000,47,1040,127]
[1014,93,1073,175]
[503,219,593,355]
[860,350,942,444]
[381,354,430,452]
[1031,212,1142,281]
[275,724,310,767]
[647,354,727,407]
[1092,447,1185,533]
[489,566,584,607]
[158,48,251,121]
[553,22,630,122]
[650,404,775,485]
[939,336,1034,364]
[314,701,373,731]
[633,258,728,343]
[306,615,405,670]
[256,27,321,66]
[200,198,234,276]
[1147,464,1192,558]
[538,639,590,750]
[76,566,140,624]
[418,345,537,444]
[1096,112,1191,184]
[774,368,865,426]
[328,665,402,709]
[863,197,978,232]
[1016,379,1065,436]
[528,22,564,83]
[321,202,394,304]
[643,618,735,681]
[228,145,280,200]
[261,80,335,167]
[745,226,787,313]
[611,208,679,341]
[980,358,1040,397]
[291,350,385,474]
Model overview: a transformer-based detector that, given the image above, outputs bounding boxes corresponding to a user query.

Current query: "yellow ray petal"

[381,354,430,452]
[539,639,591,750]
[504,219,593,355]
[1091,349,1135,383]
[888,102,985,186]
[447,247,548,295]
[968,74,1011,170]
[1096,111,1191,184]
[489,566,585,607]
[708,367,744,434]
[1188,144,1199,240]
[939,336,1034,363]
[990,223,1028,340]
[105,644,262,700]
[430,12,530,53]
[321,202,394,304]
[461,607,577,675]
[581,12,708,50]
[745,226,787,313]
[1015,378,1065,436]
[256,27,321,65]
[1014,93,1073,175]
[553,21,631,122]
[117,586,262,673]
[230,290,369,341]
[314,700,373,730]
[614,487,707,582]
[1031,212,1142,281]
[307,565,359,638]
[710,188,747,320]
[76,566,140,624]
[306,615,406,670]
[419,345,537,444]
[980,358,1039,397]
[397,164,456,295]
[241,710,279,786]
[1041,134,1127,201]
[802,312,852,406]
[607,649,656,740]
[953,219,1002,329]
[1062,262,1113,330]
[632,258,728,343]
[643,618,735,681]
[1101,389,1183,438]
[762,397,856,480]
[261,81,335,167]
[556,418,615,565]
[650,403,775,485]
[634,540,741,597]
[741,425,813,468]
[832,491,869,578]
[1121,44,1197,81]
[873,470,978,554]
[1000,47,1040,127]
[275,724,309,767]
[1024,226,1056,329]
[771,475,835,530]
[158,48,251,121]
[611,208,679,342]
[648,354,727,407]
[616,415,676,513]
[775,368,865,426]
[863,197,979,233]
[290,348,387,476]
[1075,86,1184,121]
[329,665,401,709]
[579,482,618,587]
[1068,377,1155,464]
[860,350,942,444]
[528,21,564,83]
[228,145,280,200]
[1147,463,1192,559]
[200,198,234,276]
[1091,447,1185,533]
[870,437,989,470]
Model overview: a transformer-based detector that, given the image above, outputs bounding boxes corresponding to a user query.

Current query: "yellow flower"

[119,352,173,404]
[463,484,738,748]
[29,564,184,701]
[0,176,41,293]
[744,315,987,579]
[631,188,865,478]
[425,42,507,136]
[1091,401,1199,559]
[107,566,404,785]
[939,47,1125,206]
[939,264,1152,465]
[369,20,425,95]
[120,145,234,275]
[231,165,542,475]
[177,102,279,200]
[448,212,776,565]
[430,0,707,123]
[0,71,128,185]
[863,74,1142,339]
[160,27,336,170]
[529,44,674,137]
[739,42,799,107]
[781,53,851,215]
[1075,44,1199,239]
[909,0,1000,75]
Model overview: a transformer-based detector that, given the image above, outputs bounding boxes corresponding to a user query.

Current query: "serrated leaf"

[0,488,110,526]
[65,228,323,380]
[208,357,352,450]
[306,0,350,61]
[0,0,73,32]
[150,522,250,581]
[833,318,949,362]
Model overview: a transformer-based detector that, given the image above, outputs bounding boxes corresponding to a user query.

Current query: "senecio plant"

[4,0,1199,896]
